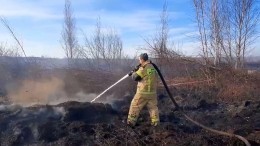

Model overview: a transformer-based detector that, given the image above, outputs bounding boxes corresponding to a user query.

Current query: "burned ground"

[0,59,259,145]
[0,94,259,146]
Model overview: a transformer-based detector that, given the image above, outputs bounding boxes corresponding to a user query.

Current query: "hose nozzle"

[128,71,134,76]
[128,64,141,76]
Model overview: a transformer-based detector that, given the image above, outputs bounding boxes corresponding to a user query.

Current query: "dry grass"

[215,69,260,102]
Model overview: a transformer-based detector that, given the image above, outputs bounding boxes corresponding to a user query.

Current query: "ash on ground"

[0,95,259,146]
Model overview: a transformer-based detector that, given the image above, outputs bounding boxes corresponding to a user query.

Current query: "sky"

[0,0,259,58]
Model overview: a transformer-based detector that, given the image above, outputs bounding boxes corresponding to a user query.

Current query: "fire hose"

[150,62,251,146]
[91,62,251,145]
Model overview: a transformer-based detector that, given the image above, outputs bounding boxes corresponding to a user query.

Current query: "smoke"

[6,77,65,106]
[47,92,97,105]
[0,104,22,112]
[4,73,131,107]
[5,77,99,107]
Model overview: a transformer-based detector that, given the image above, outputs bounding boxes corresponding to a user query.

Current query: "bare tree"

[193,0,259,68]
[219,0,233,65]
[0,43,20,57]
[147,0,187,64]
[83,18,123,71]
[156,0,169,60]
[145,1,174,66]
[210,0,221,65]
[0,43,10,56]
[193,0,210,64]
[231,0,259,68]
[61,0,79,60]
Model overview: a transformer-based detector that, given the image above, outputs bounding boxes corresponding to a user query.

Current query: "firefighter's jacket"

[132,61,158,95]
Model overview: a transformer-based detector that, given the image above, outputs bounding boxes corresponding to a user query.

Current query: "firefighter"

[127,53,160,127]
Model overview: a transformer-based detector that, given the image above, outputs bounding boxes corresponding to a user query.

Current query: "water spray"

[90,74,129,103]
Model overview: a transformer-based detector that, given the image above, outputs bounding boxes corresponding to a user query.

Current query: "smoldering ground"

[1,93,259,145]
[0,101,117,145]
[0,74,126,145]
[2,68,259,145]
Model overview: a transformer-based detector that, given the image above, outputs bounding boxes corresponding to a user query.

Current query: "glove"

[133,64,141,72]
[128,64,141,76]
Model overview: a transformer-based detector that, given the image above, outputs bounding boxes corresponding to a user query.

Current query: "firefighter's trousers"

[127,93,159,126]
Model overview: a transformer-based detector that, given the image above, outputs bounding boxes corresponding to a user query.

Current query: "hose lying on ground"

[151,62,251,146]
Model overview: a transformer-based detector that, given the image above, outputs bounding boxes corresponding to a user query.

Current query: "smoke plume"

[6,77,100,106]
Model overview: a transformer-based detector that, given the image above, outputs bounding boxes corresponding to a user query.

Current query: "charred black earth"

[0,96,259,146]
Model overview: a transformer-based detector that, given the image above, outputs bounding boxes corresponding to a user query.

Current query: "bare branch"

[0,16,27,58]
[61,0,79,60]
